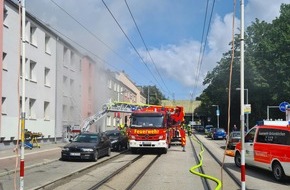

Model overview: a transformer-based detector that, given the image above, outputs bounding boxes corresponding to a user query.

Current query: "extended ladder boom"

[82,106,109,132]
[81,102,149,132]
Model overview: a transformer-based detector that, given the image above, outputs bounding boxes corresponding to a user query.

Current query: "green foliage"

[142,85,167,105]
[196,3,290,128]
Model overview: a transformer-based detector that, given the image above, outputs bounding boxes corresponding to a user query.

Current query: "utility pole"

[240,0,246,189]
[20,1,26,190]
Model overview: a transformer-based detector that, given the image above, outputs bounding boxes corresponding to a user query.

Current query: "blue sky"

[24,0,290,100]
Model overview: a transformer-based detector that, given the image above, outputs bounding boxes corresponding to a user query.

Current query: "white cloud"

[141,40,200,87]
[245,0,290,25]
[139,0,289,98]
[24,0,289,99]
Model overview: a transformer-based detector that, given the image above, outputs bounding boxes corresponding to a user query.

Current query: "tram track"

[91,153,160,190]
[189,134,241,190]
[35,151,160,190]
[33,151,132,190]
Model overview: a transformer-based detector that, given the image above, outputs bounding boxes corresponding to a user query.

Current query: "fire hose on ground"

[189,136,222,190]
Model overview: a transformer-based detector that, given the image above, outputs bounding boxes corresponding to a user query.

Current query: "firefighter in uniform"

[180,124,186,151]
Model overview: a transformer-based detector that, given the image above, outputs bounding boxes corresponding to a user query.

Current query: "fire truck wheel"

[131,148,137,154]
[163,148,168,154]
[272,161,286,181]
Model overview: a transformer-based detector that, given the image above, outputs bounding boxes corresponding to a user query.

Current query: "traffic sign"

[244,104,251,114]
[279,101,289,112]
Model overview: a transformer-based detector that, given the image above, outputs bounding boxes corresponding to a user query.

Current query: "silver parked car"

[227,131,241,149]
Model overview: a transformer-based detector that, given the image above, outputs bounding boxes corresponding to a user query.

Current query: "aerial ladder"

[81,102,148,132]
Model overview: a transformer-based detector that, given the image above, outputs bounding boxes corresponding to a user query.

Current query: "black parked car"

[61,132,111,161]
[105,129,129,151]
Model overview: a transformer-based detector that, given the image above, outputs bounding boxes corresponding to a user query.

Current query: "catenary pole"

[20,1,26,190]
[240,0,246,189]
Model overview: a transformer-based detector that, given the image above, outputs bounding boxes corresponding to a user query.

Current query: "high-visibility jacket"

[180,128,186,147]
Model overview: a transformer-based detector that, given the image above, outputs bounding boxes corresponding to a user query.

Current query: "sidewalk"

[0,141,66,157]
[0,141,67,177]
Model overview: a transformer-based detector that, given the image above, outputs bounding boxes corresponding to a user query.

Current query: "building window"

[107,115,111,126]
[29,98,36,119]
[108,80,112,89]
[29,60,37,82]
[63,76,68,96]
[88,86,92,100]
[30,24,37,46]
[2,52,7,71]
[63,47,68,67]
[44,67,50,86]
[45,34,51,54]
[20,57,28,79]
[2,97,7,115]
[63,105,68,121]
[19,96,27,116]
[70,106,74,121]
[70,79,74,94]
[44,101,50,120]
[3,5,8,27]
[70,52,75,68]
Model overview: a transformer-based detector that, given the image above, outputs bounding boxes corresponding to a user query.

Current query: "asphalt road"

[0,135,289,190]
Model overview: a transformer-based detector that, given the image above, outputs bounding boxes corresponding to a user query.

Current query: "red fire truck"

[127,105,186,154]
[79,102,186,154]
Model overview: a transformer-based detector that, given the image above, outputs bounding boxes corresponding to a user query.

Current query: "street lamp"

[236,88,249,132]
[212,105,220,128]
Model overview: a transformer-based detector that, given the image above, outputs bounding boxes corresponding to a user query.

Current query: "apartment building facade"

[0,0,146,146]
[1,1,58,141]
[0,0,86,144]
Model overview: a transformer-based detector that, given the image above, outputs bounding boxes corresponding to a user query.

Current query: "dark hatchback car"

[61,132,111,161]
[105,129,129,151]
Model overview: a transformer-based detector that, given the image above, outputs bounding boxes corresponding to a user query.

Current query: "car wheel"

[117,144,122,152]
[106,147,111,156]
[234,151,241,167]
[272,161,286,181]
[60,157,67,161]
[92,150,98,162]
[125,142,129,150]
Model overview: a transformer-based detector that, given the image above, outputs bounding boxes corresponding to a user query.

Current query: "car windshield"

[131,116,163,128]
[205,125,213,129]
[232,132,241,137]
[106,131,120,137]
[217,129,225,132]
[73,134,99,143]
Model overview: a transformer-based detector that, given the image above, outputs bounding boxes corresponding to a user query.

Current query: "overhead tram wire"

[124,0,172,96]
[48,0,144,77]
[102,0,166,95]
[193,0,210,94]
[193,0,216,96]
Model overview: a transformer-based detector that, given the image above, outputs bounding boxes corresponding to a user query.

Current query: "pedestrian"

[233,124,238,131]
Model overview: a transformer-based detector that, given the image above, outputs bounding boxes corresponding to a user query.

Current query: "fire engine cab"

[127,105,186,154]
[234,120,290,181]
